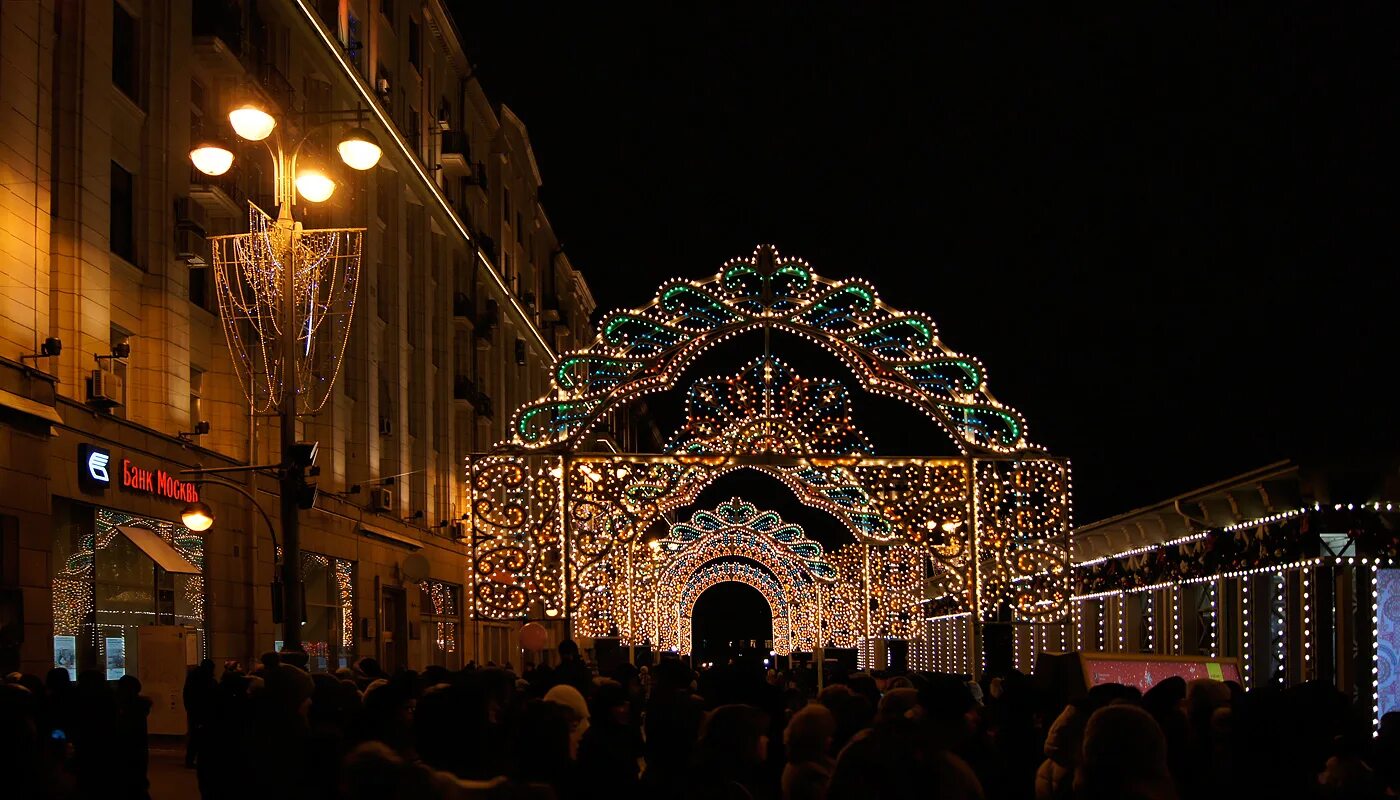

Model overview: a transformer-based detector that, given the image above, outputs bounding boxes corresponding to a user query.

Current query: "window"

[113,2,138,101]
[300,552,356,672]
[375,62,393,110]
[407,18,421,72]
[375,168,395,225]
[189,367,204,434]
[380,0,394,26]
[502,187,511,222]
[52,506,207,679]
[419,580,462,668]
[516,212,524,244]
[110,162,136,263]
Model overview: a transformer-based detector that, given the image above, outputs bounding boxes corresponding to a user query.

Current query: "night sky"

[451,5,1399,544]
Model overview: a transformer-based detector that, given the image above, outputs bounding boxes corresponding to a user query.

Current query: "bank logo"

[78,444,112,492]
[87,450,111,483]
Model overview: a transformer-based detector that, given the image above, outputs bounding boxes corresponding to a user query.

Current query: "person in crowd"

[113,674,152,799]
[827,673,982,800]
[543,682,591,759]
[577,680,644,797]
[782,702,836,800]
[685,703,772,800]
[183,658,218,768]
[553,639,594,699]
[508,699,576,796]
[643,657,705,792]
[1074,704,1175,800]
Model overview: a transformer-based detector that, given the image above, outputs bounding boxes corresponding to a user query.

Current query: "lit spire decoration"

[210,204,363,414]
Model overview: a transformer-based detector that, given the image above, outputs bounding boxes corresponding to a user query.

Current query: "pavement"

[148,738,199,800]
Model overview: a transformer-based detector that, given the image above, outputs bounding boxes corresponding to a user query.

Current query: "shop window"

[51,504,206,680]
[297,552,356,672]
[419,579,461,669]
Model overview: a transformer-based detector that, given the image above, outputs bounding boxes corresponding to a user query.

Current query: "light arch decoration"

[676,562,794,655]
[468,247,1073,669]
[511,245,1031,455]
[647,499,830,655]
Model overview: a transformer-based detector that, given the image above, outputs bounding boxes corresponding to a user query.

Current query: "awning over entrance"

[0,387,62,425]
[115,525,200,574]
[358,524,423,550]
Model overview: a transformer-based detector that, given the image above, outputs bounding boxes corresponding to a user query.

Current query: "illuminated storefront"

[51,502,205,680]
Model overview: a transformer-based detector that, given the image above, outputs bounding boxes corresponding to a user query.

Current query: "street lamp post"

[192,98,381,653]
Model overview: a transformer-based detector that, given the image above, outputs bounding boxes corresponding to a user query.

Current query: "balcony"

[540,295,561,323]
[476,392,494,420]
[189,165,246,218]
[452,292,474,326]
[192,3,244,75]
[257,59,296,114]
[453,374,476,405]
[475,300,498,349]
[440,131,473,176]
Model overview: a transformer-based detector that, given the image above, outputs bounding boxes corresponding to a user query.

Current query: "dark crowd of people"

[2,639,1399,799]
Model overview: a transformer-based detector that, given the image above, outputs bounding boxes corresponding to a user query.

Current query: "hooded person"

[544,683,591,759]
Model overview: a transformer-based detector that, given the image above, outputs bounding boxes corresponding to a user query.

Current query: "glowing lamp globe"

[294,169,336,203]
[337,127,383,170]
[181,500,215,532]
[228,103,277,141]
[189,143,234,176]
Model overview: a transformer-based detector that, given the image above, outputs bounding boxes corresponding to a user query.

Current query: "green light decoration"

[509,245,1030,453]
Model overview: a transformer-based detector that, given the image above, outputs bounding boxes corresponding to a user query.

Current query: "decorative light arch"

[468,247,1073,674]
[644,499,830,654]
[675,561,794,655]
[510,245,1031,454]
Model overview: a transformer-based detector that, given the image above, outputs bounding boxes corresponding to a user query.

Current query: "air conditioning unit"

[88,368,124,408]
[369,487,395,512]
[174,196,209,231]
[175,226,209,267]
[378,415,393,436]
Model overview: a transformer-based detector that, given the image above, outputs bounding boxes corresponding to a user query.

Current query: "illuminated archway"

[677,562,792,655]
[645,499,830,654]
[468,247,1073,673]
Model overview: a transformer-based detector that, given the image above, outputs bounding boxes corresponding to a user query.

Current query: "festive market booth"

[1046,460,1399,731]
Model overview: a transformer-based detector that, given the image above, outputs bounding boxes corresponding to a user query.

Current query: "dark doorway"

[381,586,407,673]
[690,581,774,667]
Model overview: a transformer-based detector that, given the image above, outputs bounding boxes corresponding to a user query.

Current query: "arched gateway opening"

[467,246,1072,675]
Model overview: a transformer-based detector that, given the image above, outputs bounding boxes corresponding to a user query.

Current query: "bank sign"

[77,444,199,503]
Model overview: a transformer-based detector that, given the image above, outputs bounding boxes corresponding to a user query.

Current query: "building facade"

[0,0,595,689]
